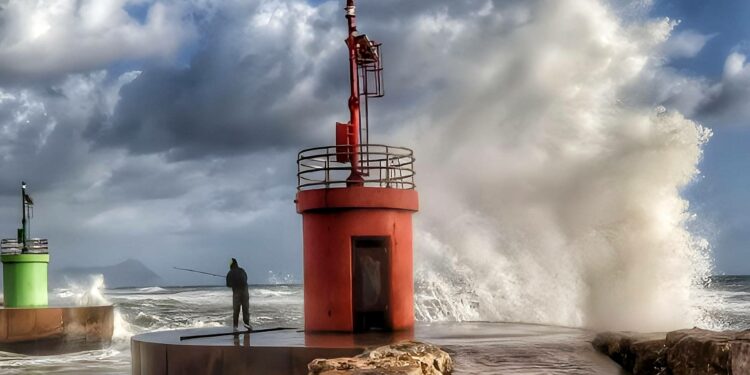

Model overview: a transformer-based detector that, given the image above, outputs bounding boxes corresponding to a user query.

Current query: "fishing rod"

[173,267,224,278]
[174,266,250,286]
[180,327,297,341]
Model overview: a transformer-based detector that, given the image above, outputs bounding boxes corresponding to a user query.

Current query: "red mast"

[345,0,362,184]
[338,0,384,184]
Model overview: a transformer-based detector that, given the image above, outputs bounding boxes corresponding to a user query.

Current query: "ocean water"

[0,276,748,374]
[697,276,750,331]
[0,284,303,374]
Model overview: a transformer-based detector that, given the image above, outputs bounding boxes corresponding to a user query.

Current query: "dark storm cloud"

[85,1,350,161]
[87,63,326,160]
[631,49,750,128]
[691,52,750,126]
[100,158,195,201]
[0,73,117,197]
[83,0,509,161]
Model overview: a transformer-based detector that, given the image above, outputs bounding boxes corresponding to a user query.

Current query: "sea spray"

[403,0,718,331]
[267,270,298,285]
[53,274,133,339]
[52,274,108,306]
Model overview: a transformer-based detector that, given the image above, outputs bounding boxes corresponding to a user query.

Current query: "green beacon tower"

[1,181,49,307]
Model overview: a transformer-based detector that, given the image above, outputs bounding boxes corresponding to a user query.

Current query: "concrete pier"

[131,322,624,374]
[131,327,414,375]
[0,305,114,355]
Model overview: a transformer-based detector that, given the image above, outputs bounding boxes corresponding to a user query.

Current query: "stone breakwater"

[593,329,750,374]
[308,340,453,375]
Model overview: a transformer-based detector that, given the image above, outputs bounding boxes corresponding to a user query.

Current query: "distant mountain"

[51,259,163,288]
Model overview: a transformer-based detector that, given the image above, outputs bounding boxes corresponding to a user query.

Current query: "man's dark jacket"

[226,266,248,291]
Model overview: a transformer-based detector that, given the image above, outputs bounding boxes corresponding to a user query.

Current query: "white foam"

[408,0,717,331]
[53,274,109,306]
[52,274,135,339]
[112,309,134,340]
[137,287,168,293]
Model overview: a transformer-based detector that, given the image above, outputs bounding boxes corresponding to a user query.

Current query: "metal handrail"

[1,238,49,254]
[297,144,415,191]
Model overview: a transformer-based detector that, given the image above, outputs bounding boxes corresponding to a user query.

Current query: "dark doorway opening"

[352,237,390,332]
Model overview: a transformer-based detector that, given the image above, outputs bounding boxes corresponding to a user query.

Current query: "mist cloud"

[374,0,715,331]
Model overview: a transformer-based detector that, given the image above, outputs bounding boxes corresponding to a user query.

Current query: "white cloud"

[0,0,196,81]
[689,51,750,125]
[661,29,715,59]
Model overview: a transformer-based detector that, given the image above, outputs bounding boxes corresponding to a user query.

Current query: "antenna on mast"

[337,0,385,185]
[19,181,33,252]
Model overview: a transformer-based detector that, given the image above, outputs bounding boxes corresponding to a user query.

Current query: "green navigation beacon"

[1,181,49,307]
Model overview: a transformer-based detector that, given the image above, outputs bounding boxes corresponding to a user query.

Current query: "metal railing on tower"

[297,144,415,191]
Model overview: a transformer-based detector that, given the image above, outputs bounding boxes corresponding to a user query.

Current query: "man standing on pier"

[226,258,252,331]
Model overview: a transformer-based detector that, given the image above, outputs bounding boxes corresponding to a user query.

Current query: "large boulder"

[592,331,668,374]
[308,340,453,375]
[666,328,750,374]
[593,329,750,375]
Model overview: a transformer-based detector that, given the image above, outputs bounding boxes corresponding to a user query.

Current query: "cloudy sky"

[0,0,748,295]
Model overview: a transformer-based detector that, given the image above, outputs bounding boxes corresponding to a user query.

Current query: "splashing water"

[266,270,298,285]
[1,285,304,374]
[53,274,109,306]
[402,0,719,331]
[52,274,133,339]
[112,310,134,341]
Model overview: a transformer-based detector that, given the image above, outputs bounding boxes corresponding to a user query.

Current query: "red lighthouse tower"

[296,0,418,333]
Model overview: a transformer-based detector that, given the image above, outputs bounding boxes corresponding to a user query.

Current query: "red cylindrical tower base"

[296,187,418,332]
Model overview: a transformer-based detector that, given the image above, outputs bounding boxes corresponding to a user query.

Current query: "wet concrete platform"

[0,305,114,355]
[131,327,413,375]
[132,322,624,374]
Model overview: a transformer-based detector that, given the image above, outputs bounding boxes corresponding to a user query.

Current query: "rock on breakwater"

[308,340,453,375]
[593,328,750,374]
